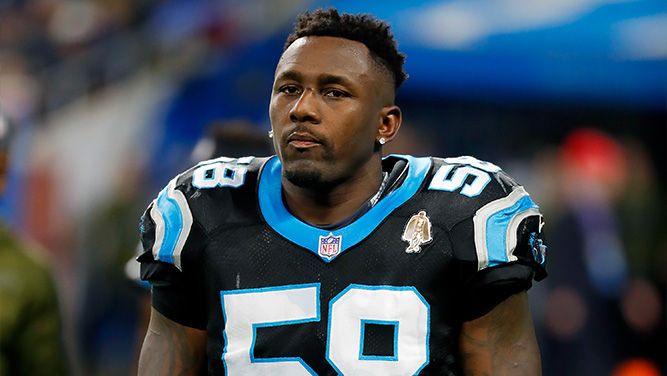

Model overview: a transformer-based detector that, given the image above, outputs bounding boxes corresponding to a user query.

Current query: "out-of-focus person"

[0,112,68,375]
[189,120,273,163]
[537,128,664,376]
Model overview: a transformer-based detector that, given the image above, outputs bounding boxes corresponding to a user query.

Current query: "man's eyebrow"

[318,74,354,87]
[274,71,355,88]
[274,70,302,82]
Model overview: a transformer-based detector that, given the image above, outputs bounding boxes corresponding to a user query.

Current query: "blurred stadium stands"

[0,0,664,375]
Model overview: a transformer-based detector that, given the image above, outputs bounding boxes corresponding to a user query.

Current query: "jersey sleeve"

[430,157,547,320]
[449,196,546,320]
[137,174,209,329]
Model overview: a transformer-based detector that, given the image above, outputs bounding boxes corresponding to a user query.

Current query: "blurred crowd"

[1,0,153,122]
[0,1,665,376]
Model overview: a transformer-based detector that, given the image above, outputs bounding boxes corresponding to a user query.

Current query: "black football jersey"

[138,154,547,376]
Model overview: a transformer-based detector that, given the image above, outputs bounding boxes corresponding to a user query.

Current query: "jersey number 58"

[221,283,430,375]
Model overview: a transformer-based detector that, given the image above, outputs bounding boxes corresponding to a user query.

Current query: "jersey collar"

[258,155,432,262]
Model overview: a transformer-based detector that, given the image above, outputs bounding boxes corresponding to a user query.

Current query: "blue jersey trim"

[155,186,183,264]
[486,195,538,267]
[258,155,432,262]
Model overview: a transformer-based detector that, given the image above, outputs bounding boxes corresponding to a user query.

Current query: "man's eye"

[279,85,301,95]
[323,89,348,98]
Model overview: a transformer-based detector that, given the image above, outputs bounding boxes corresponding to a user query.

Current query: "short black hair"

[284,8,407,89]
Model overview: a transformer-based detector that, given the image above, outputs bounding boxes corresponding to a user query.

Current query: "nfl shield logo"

[318,233,342,260]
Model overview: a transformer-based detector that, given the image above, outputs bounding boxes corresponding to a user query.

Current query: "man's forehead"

[276,36,373,77]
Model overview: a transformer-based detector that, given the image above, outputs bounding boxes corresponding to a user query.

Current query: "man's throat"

[281,172,389,228]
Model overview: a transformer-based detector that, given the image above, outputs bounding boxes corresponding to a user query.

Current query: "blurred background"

[0,0,664,375]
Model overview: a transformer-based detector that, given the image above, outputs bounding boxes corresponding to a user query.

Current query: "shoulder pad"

[177,156,265,192]
[425,156,524,224]
[425,156,544,272]
[145,176,192,270]
[143,156,267,270]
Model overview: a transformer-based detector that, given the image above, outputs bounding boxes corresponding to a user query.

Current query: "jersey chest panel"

[142,155,544,375]
[201,209,464,375]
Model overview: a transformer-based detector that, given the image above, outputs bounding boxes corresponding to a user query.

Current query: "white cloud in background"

[614,13,667,60]
[405,0,630,49]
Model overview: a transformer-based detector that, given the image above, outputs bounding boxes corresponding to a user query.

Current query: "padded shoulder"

[423,156,545,273]
[139,156,268,271]
[424,156,523,227]
[185,156,261,188]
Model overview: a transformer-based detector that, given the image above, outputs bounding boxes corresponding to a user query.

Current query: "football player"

[138,9,547,375]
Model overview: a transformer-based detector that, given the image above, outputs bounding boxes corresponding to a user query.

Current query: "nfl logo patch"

[318,232,342,260]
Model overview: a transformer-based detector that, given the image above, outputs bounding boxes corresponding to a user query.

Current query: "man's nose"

[289,89,320,124]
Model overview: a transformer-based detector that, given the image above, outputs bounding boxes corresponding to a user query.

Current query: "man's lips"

[289,140,319,148]
[287,132,322,149]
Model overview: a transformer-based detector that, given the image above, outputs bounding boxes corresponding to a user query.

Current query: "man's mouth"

[287,132,322,149]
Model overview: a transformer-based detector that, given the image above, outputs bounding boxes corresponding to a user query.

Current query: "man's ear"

[377,105,402,144]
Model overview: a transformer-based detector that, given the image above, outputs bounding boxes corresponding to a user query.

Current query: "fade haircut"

[284,8,408,89]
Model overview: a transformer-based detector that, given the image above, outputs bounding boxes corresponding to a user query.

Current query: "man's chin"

[283,167,323,189]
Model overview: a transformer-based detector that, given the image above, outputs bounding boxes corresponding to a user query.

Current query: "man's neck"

[281,156,384,227]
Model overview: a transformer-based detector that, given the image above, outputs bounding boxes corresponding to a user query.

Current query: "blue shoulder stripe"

[472,187,540,270]
[150,178,193,270]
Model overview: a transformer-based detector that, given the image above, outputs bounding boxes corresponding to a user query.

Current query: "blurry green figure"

[0,113,67,375]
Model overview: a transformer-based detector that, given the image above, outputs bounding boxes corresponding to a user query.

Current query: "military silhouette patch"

[402,211,433,253]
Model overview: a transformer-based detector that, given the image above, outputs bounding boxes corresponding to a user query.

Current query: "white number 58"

[220,283,430,375]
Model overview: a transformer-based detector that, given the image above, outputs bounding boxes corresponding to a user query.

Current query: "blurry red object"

[560,128,627,185]
[612,358,661,376]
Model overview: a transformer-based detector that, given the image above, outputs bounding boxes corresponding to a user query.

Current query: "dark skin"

[138,309,206,376]
[269,36,401,225]
[138,36,542,375]
[460,292,541,376]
